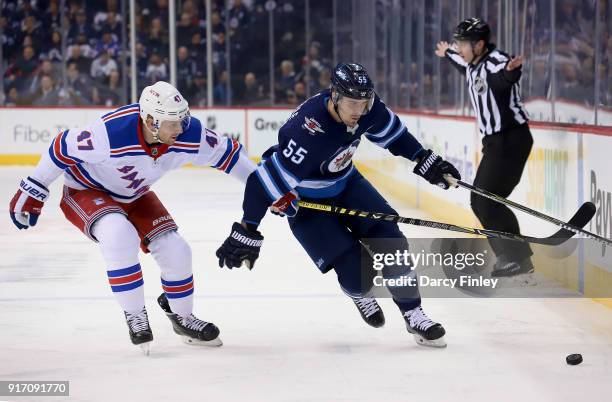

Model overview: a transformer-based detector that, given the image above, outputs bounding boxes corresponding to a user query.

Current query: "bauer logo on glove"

[9,176,50,230]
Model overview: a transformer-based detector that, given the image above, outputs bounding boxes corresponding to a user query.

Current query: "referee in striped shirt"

[435,17,534,277]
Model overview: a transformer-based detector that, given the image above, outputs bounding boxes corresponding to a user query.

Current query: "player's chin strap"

[332,93,370,128]
[332,93,349,127]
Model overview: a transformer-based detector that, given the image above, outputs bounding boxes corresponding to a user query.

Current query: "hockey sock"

[92,213,145,313]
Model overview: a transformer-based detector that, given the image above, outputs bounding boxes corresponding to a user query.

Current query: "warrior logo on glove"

[413,149,461,189]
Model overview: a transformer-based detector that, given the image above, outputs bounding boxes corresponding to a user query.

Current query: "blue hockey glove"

[413,149,461,189]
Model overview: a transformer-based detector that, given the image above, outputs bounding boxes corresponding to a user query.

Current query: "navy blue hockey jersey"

[242,89,424,225]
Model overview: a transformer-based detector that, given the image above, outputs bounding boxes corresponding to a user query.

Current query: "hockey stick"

[444,176,610,247]
[297,201,593,246]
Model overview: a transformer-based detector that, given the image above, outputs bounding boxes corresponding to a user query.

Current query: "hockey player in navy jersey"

[216,63,461,347]
[9,81,256,353]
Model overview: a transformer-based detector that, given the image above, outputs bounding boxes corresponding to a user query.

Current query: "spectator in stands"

[32,75,60,106]
[558,63,591,104]
[66,0,83,21]
[96,29,120,58]
[181,0,199,21]
[147,17,168,57]
[19,15,43,50]
[293,80,306,104]
[303,41,329,92]
[316,67,331,92]
[99,11,122,41]
[189,69,207,107]
[189,31,206,69]
[1,14,14,60]
[67,33,97,59]
[29,59,61,94]
[90,49,119,82]
[66,45,92,76]
[64,61,95,105]
[528,56,550,99]
[176,46,196,95]
[68,9,93,44]
[229,0,250,30]
[276,60,297,102]
[98,69,124,106]
[3,86,24,106]
[42,0,62,32]
[147,0,170,21]
[6,45,38,91]
[285,89,298,106]
[214,70,230,105]
[133,42,149,78]
[21,34,35,54]
[210,11,225,37]
[144,52,168,84]
[177,11,197,48]
[238,72,264,105]
[40,30,64,62]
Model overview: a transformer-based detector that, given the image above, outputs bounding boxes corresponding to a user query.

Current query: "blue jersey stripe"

[110,279,144,293]
[48,139,69,170]
[166,288,194,299]
[102,103,139,119]
[167,148,199,154]
[60,131,84,163]
[161,276,193,286]
[107,264,141,277]
[213,138,233,169]
[225,145,242,173]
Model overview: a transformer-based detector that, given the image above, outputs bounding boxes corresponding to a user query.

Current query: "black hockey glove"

[413,149,461,189]
[216,222,264,270]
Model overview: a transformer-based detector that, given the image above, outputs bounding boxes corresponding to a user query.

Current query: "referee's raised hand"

[435,41,450,57]
[506,55,524,71]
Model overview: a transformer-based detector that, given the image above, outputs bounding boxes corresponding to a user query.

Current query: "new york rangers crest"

[302,117,325,135]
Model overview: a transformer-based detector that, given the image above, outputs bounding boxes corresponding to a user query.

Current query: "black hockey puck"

[566,354,583,365]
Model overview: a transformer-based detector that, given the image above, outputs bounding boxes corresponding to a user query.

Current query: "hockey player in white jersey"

[9,81,255,353]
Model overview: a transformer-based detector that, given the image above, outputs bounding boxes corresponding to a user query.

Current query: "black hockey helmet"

[330,62,375,113]
[453,17,491,43]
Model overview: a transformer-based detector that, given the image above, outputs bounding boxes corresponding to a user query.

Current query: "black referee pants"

[471,124,534,261]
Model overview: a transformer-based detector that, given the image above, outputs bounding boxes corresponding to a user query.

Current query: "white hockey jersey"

[33,103,255,202]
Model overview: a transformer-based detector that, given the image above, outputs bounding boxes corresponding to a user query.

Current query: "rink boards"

[0,106,610,304]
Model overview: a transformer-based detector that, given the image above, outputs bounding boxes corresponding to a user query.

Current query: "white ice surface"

[1,167,611,402]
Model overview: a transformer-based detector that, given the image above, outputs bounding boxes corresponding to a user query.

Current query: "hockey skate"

[351,296,385,328]
[492,256,537,286]
[403,306,446,348]
[157,293,222,346]
[124,307,153,355]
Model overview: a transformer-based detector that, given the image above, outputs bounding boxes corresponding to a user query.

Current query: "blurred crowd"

[1,0,609,109]
[0,0,333,107]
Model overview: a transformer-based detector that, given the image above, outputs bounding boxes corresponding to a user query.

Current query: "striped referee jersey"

[445,45,529,135]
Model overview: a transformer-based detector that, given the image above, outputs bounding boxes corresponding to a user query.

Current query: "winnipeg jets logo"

[302,117,325,135]
[473,77,487,95]
[326,139,360,173]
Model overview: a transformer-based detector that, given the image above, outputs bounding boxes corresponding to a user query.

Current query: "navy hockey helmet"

[330,62,375,113]
[453,17,491,43]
